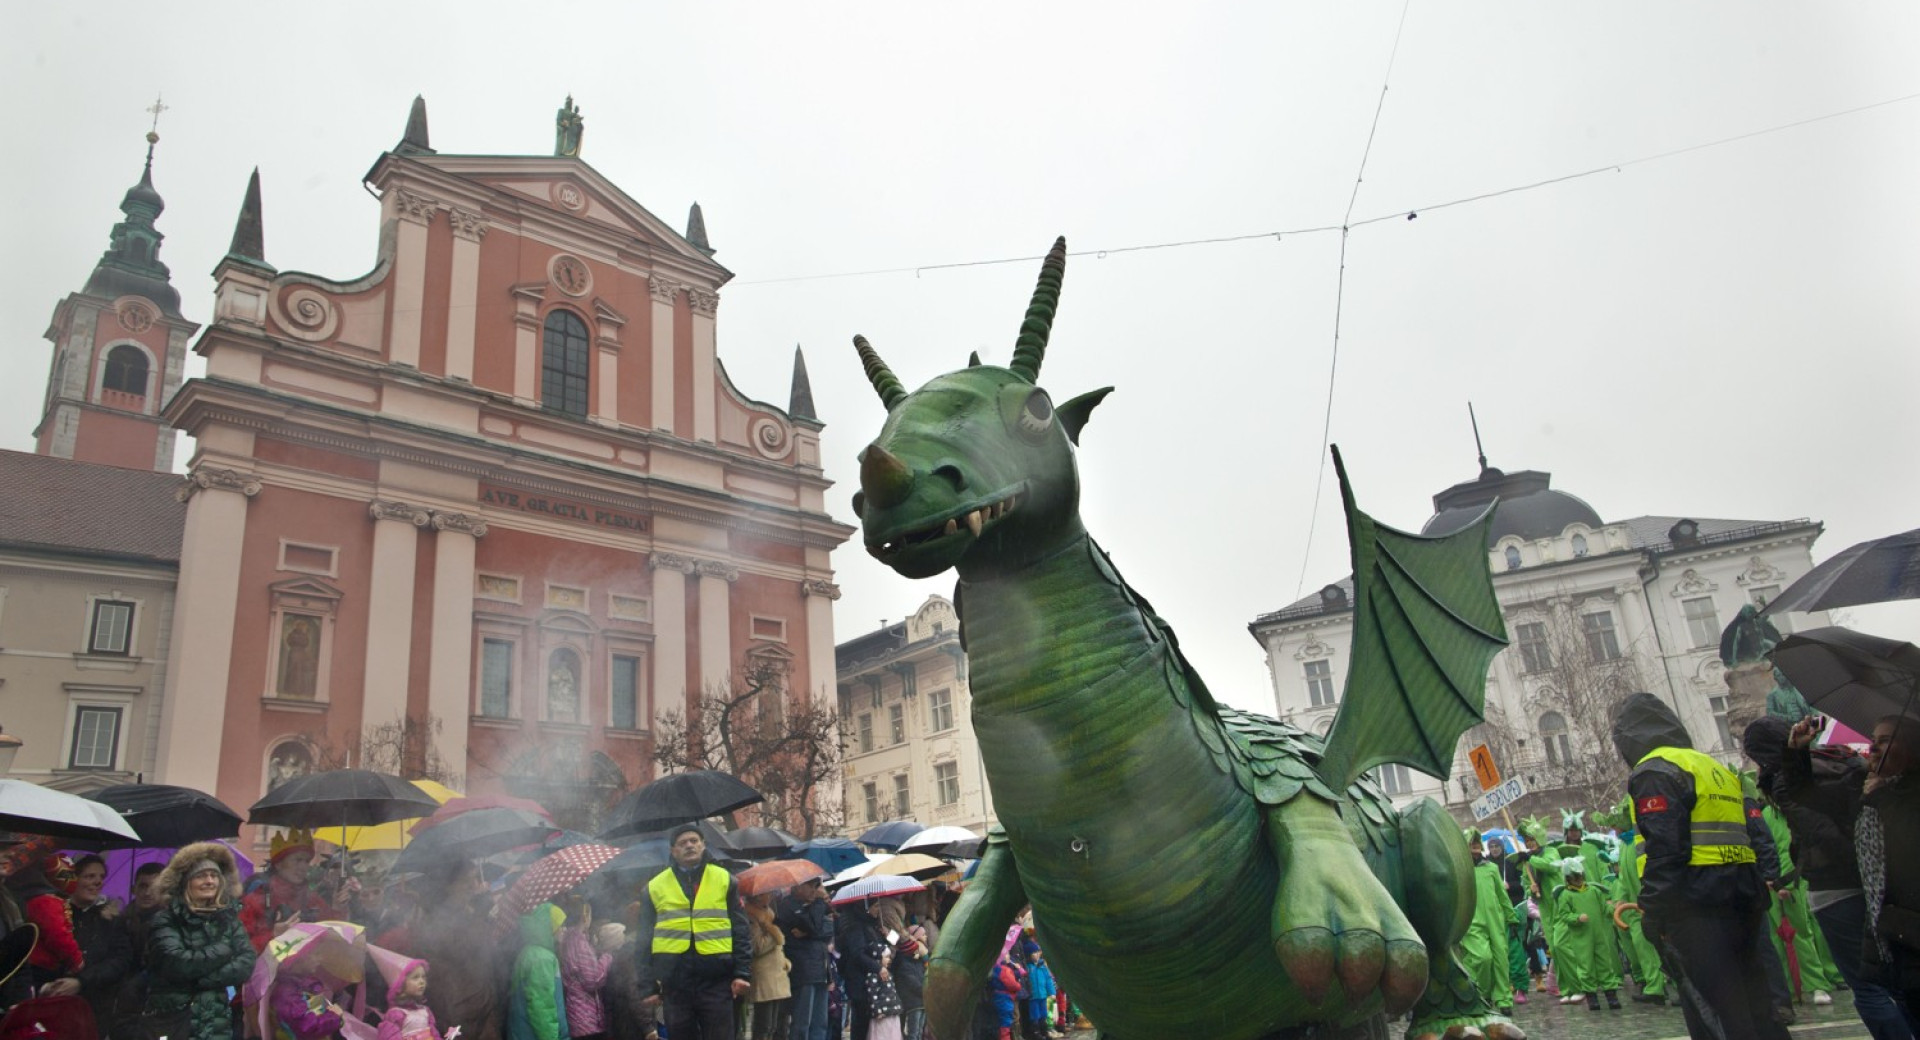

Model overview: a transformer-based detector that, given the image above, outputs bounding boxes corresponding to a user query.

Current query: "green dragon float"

[849,239,1524,1040]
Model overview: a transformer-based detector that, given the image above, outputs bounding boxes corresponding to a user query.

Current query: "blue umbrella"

[792,837,865,874]
[857,820,924,851]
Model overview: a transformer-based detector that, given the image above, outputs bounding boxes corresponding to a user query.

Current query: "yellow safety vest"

[649,864,734,956]
[1628,746,1757,877]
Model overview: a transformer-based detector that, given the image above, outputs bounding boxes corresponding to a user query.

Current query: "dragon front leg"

[1267,795,1428,1017]
[925,826,1027,1040]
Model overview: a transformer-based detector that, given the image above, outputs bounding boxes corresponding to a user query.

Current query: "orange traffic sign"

[1468,744,1502,792]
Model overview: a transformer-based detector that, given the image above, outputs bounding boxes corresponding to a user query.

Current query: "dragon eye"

[1017,391,1053,439]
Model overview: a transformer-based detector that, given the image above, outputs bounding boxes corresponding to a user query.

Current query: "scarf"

[1859,802,1891,964]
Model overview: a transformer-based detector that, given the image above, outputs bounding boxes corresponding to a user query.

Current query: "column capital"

[687,288,719,316]
[802,578,842,601]
[648,276,681,304]
[448,207,489,242]
[369,500,432,526]
[177,466,262,502]
[694,559,739,582]
[648,550,698,574]
[391,189,440,226]
[430,510,488,538]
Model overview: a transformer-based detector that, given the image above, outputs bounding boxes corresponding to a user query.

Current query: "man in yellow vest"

[636,822,752,1040]
[1611,691,1789,1040]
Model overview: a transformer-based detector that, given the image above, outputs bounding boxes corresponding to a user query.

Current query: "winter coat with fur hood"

[146,841,257,1040]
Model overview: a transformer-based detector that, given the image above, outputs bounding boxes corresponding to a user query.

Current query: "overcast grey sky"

[5,3,1917,712]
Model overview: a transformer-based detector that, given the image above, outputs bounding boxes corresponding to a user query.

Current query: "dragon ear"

[1057,387,1112,445]
[969,351,982,368]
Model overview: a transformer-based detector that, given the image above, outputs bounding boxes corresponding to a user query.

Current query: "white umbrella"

[829,873,926,905]
[828,855,884,887]
[896,825,983,858]
[0,779,139,842]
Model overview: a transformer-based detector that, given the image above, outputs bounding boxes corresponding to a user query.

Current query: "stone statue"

[555,95,584,158]
[849,239,1523,1040]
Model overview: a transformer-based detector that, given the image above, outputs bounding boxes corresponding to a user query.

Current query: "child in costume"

[1020,947,1058,1040]
[269,965,346,1040]
[369,945,460,1040]
[1457,830,1514,1016]
[1550,858,1622,1011]
[508,904,570,1040]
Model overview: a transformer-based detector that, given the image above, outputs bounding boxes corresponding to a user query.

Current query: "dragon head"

[851,238,1111,581]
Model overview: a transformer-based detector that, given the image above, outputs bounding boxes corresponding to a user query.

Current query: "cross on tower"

[146,94,168,137]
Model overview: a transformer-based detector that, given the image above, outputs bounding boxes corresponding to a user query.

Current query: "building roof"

[0,450,184,564]
[1421,466,1604,544]
[1252,512,1818,628]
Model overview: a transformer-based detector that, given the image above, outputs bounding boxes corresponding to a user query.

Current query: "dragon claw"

[1379,939,1429,1018]
[1334,928,1386,1005]
[1275,926,1337,1006]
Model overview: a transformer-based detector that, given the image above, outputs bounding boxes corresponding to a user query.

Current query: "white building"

[836,596,996,837]
[1250,460,1826,816]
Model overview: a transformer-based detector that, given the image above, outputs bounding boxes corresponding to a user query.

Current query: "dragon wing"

[1313,447,1508,794]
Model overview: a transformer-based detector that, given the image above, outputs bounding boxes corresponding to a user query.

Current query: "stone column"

[689,289,718,442]
[387,190,437,369]
[427,511,486,777]
[444,208,488,381]
[696,560,739,697]
[802,579,841,704]
[362,501,429,732]
[648,552,696,726]
[593,304,625,425]
[649,277,677,435]
[153,467,261,793]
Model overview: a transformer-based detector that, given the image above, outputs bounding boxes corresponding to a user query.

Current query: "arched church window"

[541,310,591,418]
[103,345,149,397]
[1503,546,1522,570]
[548,647,582,723]
[1540,711,1571,767]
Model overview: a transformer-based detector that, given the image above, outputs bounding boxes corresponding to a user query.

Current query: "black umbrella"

[723,825,801,859]
[91,784,243,848]
[248,770,444,829]
[1761,528,1920,616]
[390,808,557,875]
[1769,626,1920,734]
[598,770,762,839]
[857,819,924,851]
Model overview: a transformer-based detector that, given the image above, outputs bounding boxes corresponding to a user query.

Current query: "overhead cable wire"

[733,88,1920,290]
[1293,0,1413,602]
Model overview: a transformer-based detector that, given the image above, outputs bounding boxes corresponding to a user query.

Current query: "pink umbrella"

[498,843,620,918]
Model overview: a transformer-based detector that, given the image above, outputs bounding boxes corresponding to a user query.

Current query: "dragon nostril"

[932,465,968,493]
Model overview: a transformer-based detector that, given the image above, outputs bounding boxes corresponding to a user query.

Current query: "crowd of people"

[1453,693,1920,1040]
[0,818,1071,1040]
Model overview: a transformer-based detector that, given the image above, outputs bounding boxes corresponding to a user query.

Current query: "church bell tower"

[34,125,197,471]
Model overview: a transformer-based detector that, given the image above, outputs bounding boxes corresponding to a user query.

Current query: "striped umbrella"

[499,843,620,918]
[829,873,925,905]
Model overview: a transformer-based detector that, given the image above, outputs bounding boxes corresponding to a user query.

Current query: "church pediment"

[405,156,728,278]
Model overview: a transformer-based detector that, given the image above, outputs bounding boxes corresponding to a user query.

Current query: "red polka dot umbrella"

[500,842,621,918]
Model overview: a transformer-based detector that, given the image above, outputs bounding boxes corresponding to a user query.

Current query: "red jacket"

[23,893,83,976]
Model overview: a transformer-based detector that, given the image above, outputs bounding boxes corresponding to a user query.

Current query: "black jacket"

[633,860,752,995]
[834,906,889,1004]
[1753,717,1868,892]
[70,899,135,1019]
[1611,692,1773,917]
[775,892,833,985]
[1861,773,1920,984]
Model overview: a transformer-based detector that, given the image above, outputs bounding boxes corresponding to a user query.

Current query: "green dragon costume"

[849,239,1523,1040]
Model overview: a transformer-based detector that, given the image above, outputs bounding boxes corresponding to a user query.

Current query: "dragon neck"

[955,533,1164,718]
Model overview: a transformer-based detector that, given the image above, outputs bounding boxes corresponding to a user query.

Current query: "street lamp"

[0,727,21,776]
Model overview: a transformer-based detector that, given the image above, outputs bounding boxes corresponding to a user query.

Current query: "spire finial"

[686,202,713,256]
[789,344,818,422]
[1468,402,1489,474]
[397,94,434,156]
[225,167,271,270]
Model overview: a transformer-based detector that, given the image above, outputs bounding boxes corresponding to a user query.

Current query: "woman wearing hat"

[240,831,341,953]
[143,842,256,1040]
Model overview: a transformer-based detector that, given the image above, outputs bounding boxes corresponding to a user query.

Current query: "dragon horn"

[1007,237,1066,384]
[853,335,907,409]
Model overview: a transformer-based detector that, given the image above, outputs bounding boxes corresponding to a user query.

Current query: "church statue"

[850,239,1523,1040]
[555,96,584,158]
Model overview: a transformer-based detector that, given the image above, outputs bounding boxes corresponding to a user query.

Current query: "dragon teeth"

[945,518,958,536]
[966,510,984,536]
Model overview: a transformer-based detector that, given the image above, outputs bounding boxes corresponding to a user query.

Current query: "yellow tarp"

[311,780,459,851]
